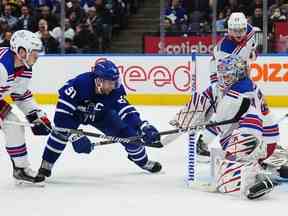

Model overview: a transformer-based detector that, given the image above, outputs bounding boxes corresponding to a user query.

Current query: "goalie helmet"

[93,60,120,81]
[217,55,248,88]
[228,12,247,42]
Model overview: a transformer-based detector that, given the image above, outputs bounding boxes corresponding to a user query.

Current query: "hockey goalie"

[170,55,280,199]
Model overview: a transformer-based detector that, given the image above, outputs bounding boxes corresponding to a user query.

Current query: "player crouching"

[171,55,278,199]
[37,60,162,180]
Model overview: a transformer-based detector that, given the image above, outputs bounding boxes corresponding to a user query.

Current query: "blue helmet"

[93,60,119,81]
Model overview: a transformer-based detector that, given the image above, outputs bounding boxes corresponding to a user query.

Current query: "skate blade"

[14,179,45,187]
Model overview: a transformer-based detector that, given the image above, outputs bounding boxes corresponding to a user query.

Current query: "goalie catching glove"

[170,92,214,130]
[26,109,51,135]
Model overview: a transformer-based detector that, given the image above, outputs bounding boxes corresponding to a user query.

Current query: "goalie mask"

[92,60,120,95]
[217,55,248,89]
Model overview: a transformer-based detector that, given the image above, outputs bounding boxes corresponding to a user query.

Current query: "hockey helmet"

[10,30,42,55]
[217,55,247,88]
[10,30,43,68]
[228,12,247,39]
[93,60,120,81]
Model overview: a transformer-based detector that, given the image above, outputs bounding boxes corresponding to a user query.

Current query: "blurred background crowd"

[164,0,288,52]
[0,0,143,53]
[0,0,287,54]
[165,0,288,34]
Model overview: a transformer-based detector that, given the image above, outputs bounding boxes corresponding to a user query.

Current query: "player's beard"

[102,87,112,95]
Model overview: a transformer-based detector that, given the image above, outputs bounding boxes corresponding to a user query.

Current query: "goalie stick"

[162,111,288,146]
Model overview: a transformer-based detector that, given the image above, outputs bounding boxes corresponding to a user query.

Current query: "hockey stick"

[90,118,242,147]
[6,118,236,148]
[56,119,237,148]
[3,120,162,148]
[7,112,287,149]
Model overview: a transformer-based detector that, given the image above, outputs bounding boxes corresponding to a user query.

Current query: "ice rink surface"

[0,105,288,216]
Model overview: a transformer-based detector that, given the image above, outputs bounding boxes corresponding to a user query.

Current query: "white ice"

[0,106,287,216]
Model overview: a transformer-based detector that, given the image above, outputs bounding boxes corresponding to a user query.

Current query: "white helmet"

[10,30,42,57]
[10,30,43,68]
[228,12,247,38]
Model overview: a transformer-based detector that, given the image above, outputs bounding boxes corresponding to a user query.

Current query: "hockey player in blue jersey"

[37,60,162,179]
[0,30,51,184]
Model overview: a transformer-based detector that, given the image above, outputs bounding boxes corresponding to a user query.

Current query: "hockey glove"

[139,121,160,146]
[26,109,51,135]
[0,100,12,128]
[169,92,210,130]
[70,134,93,154]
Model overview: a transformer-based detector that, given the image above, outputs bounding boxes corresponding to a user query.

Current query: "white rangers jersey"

[203,77,279,150]
[0,47,38,114]
[210,23,257,84]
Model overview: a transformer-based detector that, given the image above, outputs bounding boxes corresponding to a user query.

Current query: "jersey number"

[65,86,77,99]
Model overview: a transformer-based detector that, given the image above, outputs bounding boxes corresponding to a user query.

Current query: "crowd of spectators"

[165,0,288,33]
[1,0,287,53]
[0,0,143,53]
[164,0,288,52]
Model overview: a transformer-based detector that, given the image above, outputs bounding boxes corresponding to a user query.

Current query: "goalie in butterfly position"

[196,12,258,158]
[37,59,162,180]
[171,55,280,199]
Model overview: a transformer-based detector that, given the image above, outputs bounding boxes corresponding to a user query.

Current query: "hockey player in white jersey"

[0,30,51,184]
[171,55,278,199]
[197,12,258,158]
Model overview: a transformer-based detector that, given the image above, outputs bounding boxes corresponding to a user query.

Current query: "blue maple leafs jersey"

[54,72,142,129]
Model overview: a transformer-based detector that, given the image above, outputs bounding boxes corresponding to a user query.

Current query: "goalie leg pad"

[215,158,272,199]
[215,159,243,194]
[223,130,261,161]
